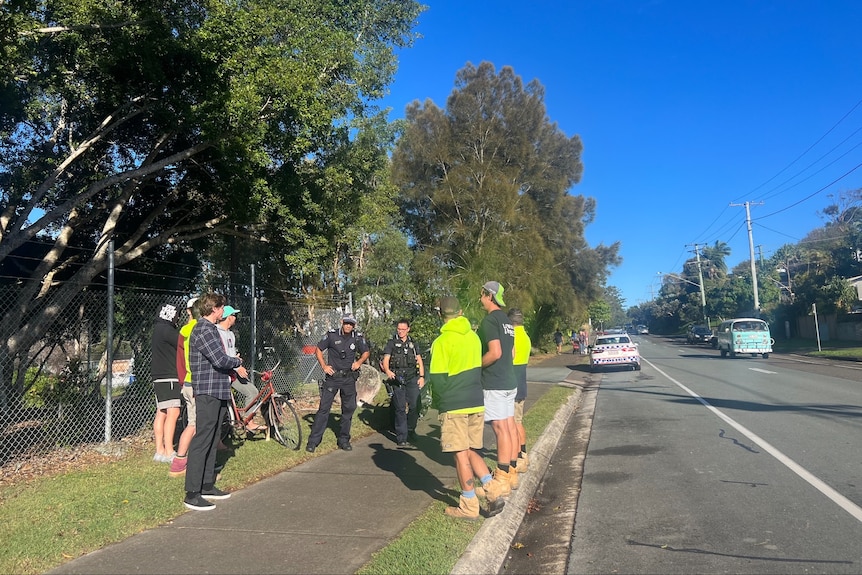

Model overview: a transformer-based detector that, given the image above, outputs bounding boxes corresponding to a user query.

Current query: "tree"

[701,241,731,279]
[391,62,619,330]
[0,0,423,407]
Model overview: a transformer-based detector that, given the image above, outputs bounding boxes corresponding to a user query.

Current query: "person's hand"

[386,370,395,380]
[350,361,360,371]
[418,376,425,389]
[236,366,249,379]
[323,365,335,375]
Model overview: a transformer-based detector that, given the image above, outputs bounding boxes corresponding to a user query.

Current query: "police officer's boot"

[444,494,479,520]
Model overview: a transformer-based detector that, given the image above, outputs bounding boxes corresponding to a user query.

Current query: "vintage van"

[715,318,773,358]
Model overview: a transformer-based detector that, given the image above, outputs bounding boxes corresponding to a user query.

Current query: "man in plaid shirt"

[183,293,248,511]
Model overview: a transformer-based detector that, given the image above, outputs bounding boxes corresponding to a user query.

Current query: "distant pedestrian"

[478,280,519,494]
[553,329,563,354]
[382,319,425,446]
[430,296,505,519]
[184,293,247,511]
[306,314,370,452]
[150,303,181,464]
[508,308,531,473]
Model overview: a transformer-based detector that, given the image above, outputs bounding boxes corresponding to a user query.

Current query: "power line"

[744,96,862,198]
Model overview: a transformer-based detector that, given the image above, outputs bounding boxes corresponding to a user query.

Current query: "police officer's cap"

[342,314,357,325]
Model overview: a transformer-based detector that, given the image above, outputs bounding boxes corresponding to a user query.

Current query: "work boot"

[487,468,511,499]
[444,495,479,520]
[517,452,529,473]
[508,465,520,491]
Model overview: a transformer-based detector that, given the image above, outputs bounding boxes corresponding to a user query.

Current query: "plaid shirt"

[190,317,241,399]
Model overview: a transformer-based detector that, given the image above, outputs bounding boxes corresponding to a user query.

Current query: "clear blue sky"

[379,0,862,309]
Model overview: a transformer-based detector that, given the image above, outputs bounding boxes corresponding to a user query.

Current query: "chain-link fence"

[0,285,349,466]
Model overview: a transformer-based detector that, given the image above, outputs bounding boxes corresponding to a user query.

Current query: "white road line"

[749,367,777,374]
[642,356,862,524]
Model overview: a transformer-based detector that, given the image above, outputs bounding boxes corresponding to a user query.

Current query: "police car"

[589,334,641,372]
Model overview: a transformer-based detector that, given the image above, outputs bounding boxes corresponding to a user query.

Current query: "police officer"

[306,313,370,452]
[382,318,425,446]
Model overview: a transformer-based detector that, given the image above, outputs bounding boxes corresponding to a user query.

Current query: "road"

[565,335,862,574]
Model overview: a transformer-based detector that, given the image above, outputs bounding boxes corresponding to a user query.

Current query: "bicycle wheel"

[221,406,237,444]
[269,396,302,450]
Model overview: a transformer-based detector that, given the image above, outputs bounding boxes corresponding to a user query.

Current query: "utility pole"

[731,201,763,313]
[687,243,708,325]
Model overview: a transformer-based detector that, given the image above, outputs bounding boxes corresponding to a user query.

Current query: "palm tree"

[702,241,730,279]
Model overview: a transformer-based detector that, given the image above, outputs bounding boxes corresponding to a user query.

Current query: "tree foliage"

[0,0,423,405]
[391,61,619,327]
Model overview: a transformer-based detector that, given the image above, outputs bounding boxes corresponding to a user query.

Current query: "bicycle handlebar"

[254,359,281,382]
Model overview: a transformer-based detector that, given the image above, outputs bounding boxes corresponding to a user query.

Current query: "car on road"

[589,334,641,371]
[686,325,714,345]
[637,325,649,334]
[716,317,773,358]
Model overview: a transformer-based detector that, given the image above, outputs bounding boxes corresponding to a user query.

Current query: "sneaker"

[396,441,408,447]
[338,442,353,451]
[168,456,187,477]
[201,486,231,500]
[184,493,216,511]
[306,445,316,453]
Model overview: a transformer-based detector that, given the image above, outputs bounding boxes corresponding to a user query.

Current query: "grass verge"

[356,384,575,575]
[773,338,862,360]
[0,406,383,575]
[1,382,574,575]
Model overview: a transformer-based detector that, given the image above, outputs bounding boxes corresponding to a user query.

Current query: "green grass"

[0,385,574,575]
[0,407,381,575]
[772,338,862,360]
[356,385,575,575]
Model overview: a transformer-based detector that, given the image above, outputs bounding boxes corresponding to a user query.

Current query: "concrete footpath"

[50,354,588,575]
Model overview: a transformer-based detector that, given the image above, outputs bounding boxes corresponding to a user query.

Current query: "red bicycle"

[221,361,303,450]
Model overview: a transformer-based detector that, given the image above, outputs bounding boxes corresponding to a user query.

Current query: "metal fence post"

[104,239,114,443]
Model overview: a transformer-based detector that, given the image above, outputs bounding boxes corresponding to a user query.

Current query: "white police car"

[589,334,641,371]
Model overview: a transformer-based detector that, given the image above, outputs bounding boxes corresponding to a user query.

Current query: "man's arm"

[382,354,394,379]
[416,353,426,388]
[352,350,370,371]
[316,344,335,376]
[198,327,243,373]
[482,338,502,368]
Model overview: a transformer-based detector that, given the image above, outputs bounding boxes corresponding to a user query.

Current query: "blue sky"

[379,0,862,308]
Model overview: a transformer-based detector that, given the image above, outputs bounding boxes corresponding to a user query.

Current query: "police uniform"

[383,333,423,444]
[306,321,370,451]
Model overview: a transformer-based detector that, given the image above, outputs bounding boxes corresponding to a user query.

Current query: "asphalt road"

[564,335,862,574]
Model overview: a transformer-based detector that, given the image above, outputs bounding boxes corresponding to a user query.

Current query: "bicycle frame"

[222,360,302,450]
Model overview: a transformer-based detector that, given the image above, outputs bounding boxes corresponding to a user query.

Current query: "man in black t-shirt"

[478,280,519,495]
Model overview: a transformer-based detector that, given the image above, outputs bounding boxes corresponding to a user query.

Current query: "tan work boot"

[508,464,520,491]
[517,452,529,473]
[444,494,479,520]
[491,467,512,498]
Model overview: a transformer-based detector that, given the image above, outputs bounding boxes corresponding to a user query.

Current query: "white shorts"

[483,389,516,421]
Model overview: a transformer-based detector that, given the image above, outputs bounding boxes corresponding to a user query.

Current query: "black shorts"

[153,379,182,409]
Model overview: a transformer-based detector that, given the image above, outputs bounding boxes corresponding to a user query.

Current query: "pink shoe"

[169,456,187,477]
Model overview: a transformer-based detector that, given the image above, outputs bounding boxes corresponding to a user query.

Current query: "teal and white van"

[716,318,773,359]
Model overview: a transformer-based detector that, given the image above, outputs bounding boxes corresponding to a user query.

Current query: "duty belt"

[330,369,355,378]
